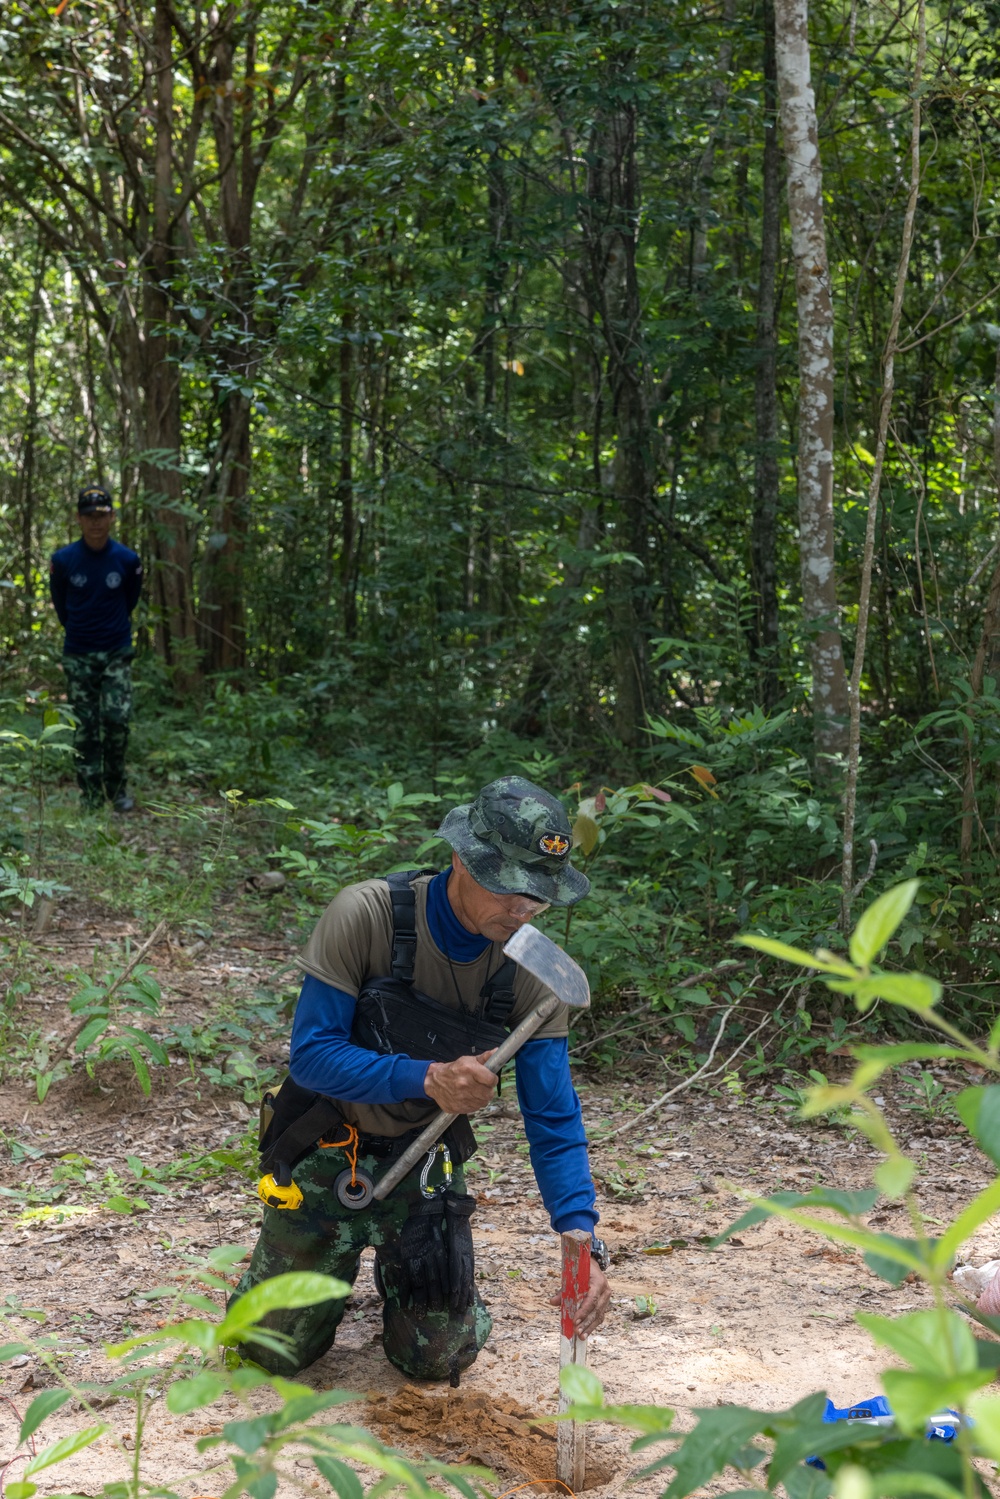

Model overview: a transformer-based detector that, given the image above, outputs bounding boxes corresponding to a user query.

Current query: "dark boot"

[103,721,130,807]
[78,769,105,811]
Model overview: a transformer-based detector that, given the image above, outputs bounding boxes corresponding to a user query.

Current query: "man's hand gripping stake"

[371,924,590,1201]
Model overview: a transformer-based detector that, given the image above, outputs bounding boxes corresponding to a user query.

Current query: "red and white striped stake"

[557,1229,591,1491]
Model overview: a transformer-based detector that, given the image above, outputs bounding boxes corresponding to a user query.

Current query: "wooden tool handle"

[371,993,560,1201]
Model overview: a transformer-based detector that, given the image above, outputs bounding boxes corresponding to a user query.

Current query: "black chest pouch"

[351,977,509,1065]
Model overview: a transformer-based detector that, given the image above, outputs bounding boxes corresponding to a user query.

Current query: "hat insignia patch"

[539,832,570,857]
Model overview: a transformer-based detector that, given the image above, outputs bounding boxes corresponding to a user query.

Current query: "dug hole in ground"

[0,901,989,1496]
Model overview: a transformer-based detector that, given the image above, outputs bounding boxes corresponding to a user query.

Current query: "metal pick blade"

[503,925,591,1010]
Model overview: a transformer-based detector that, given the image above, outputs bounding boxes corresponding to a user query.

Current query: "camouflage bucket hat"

[437,776,590,907]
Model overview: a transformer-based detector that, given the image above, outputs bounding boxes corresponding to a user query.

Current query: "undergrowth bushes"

[3,647,1000,1085]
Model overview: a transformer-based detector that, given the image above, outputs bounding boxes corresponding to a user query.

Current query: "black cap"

[78,485,114,514]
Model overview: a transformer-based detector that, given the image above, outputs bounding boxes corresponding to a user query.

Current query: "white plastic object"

[953,1259,1000,1299]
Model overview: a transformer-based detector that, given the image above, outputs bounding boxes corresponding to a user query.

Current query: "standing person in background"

[49,485,143,813]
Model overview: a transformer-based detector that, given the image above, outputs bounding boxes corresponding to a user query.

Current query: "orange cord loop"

[318,1123,360,1187]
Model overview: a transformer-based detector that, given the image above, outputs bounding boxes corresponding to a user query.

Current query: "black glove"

[444,1191,476,1314]
[396,1198,449,1314]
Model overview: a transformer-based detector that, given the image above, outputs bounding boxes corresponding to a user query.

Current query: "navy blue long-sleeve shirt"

[49,537,142,654]
[290,872,598,1235]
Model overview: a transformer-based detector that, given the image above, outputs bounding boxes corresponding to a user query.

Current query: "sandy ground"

[0,898,994,1497]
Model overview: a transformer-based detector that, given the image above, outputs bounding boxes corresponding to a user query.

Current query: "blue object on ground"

[806,1396,961,1468]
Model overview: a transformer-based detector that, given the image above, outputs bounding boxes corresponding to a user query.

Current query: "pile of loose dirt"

[365,1384,613,1491]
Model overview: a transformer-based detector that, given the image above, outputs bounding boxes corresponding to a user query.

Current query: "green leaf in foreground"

[850,973,941,1011]
[560,1363,604,1406]
[767,1393,871,1486]
[863,1235,932,1287]
[165,1369,226,1414]
[19,1388,72,1442]
[954,1086,1000,1166]
[24,1425,107,1476]
[224,1413,278,1453]
[969,1394,1000,1461]
[931,1178,1000,1268]
[874,1154,916,1198]
[216,1272,351,1342]
[882,1369,992,1433]
[783,1465,832,1499]
[857,1310,977,1377]
[713,1188,878,1245]
[275,1388,359,1428]
[661,1405,768,1499]
[5,1481,37,1499]
[852,1044,967,1066]
[312,1455,365,1499]
[733,934,854,975]
[557,1366,673,1434]
[849,881,920,966]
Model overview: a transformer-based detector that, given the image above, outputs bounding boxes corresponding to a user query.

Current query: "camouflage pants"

[230,1144,492,1380]
[62,649,134,805]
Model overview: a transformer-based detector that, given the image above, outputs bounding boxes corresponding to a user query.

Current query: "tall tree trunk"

[476,87,510,635]
[750,0,782,709]
[201,390,252,673]
[338,272,357,640]
[144,0,198,686]
[960,339,1000,896]
[199,22,257,674]
[81,300,104,482]
[583,98,655,752]
[840,0,925,926]
[691,0,737,288]
[19,245,45,637]
[773,0,849,764]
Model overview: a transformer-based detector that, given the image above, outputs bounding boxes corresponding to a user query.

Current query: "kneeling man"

[231,776,611,1380]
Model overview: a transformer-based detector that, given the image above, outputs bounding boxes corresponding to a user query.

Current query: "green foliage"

[551,884,1000,1499]
[275,782,442,901]
[626,887,995,1494]
[68,963,167,1098]
[0,1251,491,1497]
[737,881,942,1017]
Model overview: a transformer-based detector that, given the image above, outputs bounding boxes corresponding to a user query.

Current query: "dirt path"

[0,901,992,1496]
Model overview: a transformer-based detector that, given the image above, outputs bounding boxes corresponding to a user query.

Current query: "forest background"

[5,4,1000,1496]
[1,0,999,1042]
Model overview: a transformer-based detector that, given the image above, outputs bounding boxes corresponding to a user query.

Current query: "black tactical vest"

[349,868,517,1062]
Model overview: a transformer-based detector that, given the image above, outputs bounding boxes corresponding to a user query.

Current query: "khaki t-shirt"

[298,874,569,1137]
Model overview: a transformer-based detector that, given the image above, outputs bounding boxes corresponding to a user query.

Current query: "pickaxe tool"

[371,924,590,1200]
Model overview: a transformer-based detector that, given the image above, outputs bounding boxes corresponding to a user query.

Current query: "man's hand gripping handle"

[371,993,560,1201]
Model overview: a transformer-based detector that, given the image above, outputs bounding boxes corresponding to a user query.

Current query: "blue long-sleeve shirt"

[49,537,142,654]
[290,872,597,1234]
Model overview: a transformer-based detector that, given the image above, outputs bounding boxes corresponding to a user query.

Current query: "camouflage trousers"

[230,1144,493,1380]
[62,649,134,806]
